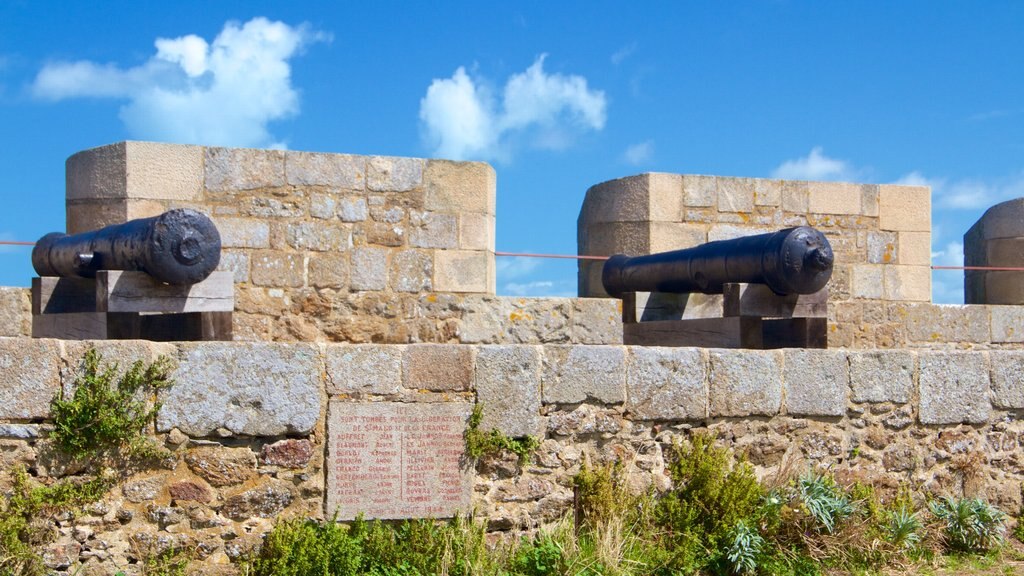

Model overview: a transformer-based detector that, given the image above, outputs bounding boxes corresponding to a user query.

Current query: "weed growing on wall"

[464,403,540,465]
[0,348,174,576]
[50,347,173,460]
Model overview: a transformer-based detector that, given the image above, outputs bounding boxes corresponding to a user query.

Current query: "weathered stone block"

[66,142,128,200]
[459,212,494,251]
[260,438,314,468]
[434,250,490,294]
[707,224,774,242]
[580,175,650,223]
[213,217,270,248]
[309,194,337,219]
[626,347,706,420]
[308,253,349,288]
[648,173,683,222]
[0,338,61,419]
[708,350,782,417]
[217,251,250,283]
[879,185,931,232]
[458,295,508,344]
[681,175,716,208]
[571,298,622,345]
[404,344,474,391]
[851,265,884,299]
[649,222,706,253]
[158,343,322,436]
[409,212,458,249]
[883,265,931,302]
[185,446,257,487]
[898,231,931,266]
[867,231,898,264]
[338,197,368,222]
[754,179,781,207]
[781,180,809,213]
[285,151,365,189]
[918,352,990,424]
[251,251,304,287]
[222,479,294,520]
[783,349,848,416]
[861,184,879,217]
[325,344,402,395]
[849,350,915,403]
[991,306,1024,343]
[905,303,989,344]
[367,156,424,192]
[66,200,127,234]
[205,147,285,192]
[423,160,496,214]
[390,250,433,293]
[808,181,861,215]
[350,247,388,291]
[0,288,30,337]
[542,345,626,405]
[717,177,755,213]
[286,222,351,251]
[991,351,1024,409]
[475,346,542,437]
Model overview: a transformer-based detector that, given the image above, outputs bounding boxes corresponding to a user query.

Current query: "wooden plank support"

[623,317,763,348]
[32,277,97,314]
[97,271,234,313]
[722,283,828,318]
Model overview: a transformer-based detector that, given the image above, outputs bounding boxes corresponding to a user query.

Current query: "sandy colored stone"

[217,251,250,283]
[339,197,369,222]
[781,180,809,212]
[251,251,304,288]
[410,211,457,249]
[681,175,716,208]
[308,253,349,288]
[0,288,30,337]
[403,344,474,391]
[423,160,496,214]
[459,212,494,251]
[434,250,490,293]
[808,181,862,215]
[849,350,915,403]
[991,306,1024,343]
[904,303,989,344]
[898,231,931,266]
[390,250,432,293]
[286,222,351,252]
[991,351,1024,409]
[66,142,128,200]
[626,346,706,420]
[883,265,931,302]
[367,156,424,192]
[350,246,388,291]
[647,173,682,221]
[878,185,931,232]
[205,147,285,192]
[66,200,128,234]
[851,265,884,299]
[124,141,204,201]
[861,184,880,217]
[717,177,755,213]
[185,447,257,487]
[285,151,365,189]
[222,479,293,519]
[649,222,706,253]
[579,175,652,225]
[866,231,898,264]
[571,298,622,345]
[753,179,781,207]
[213,217,270,248]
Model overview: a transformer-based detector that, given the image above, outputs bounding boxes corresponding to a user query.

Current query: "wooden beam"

[722,284,828,319]
[32,277,96,315]
[623,317,763,348]
[96,271,234,313]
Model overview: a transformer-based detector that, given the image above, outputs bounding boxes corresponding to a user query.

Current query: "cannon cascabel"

[601,226,834,297]
[32,208,221,285]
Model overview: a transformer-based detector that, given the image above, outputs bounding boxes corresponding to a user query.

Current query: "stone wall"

[964,197,1024,304]
[577,174,934,347]
[3,337,1024,573]
[65,141,497,342]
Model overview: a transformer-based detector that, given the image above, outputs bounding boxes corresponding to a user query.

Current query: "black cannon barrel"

[32,209,221,285]
[601,226,834,298]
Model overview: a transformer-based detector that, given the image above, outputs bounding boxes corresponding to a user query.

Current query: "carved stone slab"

[326,401,473,520]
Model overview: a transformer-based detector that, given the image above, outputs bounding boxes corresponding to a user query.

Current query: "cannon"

[32,209,221,286]
[602,226,833,298]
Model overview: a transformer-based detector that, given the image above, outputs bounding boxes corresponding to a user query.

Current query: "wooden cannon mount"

[30,209,232,341]
[620,284,827,349]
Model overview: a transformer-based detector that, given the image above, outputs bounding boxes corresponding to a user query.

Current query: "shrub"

[884,507,923,550]
[464,403,540,465]
[796,472,855,534]
[928,496,1006,553]
[725,520,764,574]
[50,348,174,460]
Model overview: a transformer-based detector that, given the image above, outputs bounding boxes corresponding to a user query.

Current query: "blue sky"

[1,2,1022,303]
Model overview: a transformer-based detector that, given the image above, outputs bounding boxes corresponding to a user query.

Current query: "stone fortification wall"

[578,174,934,348]
[3,337,1024,573]
[65,141,497,343]
[964,197,1024,305]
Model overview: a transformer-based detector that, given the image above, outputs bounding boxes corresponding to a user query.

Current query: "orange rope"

[0,241,35,246]
[495,251,610,261]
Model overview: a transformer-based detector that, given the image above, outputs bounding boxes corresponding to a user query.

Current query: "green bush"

[929,496,1006,553]
[50,348,173,460]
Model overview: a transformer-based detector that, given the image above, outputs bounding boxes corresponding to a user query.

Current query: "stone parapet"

[2,336,1024,571]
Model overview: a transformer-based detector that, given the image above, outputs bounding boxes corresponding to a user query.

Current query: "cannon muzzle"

[601,226,833,298]
[32,209,221,285]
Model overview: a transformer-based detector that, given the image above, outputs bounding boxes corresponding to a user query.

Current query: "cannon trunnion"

[605,227,833,349]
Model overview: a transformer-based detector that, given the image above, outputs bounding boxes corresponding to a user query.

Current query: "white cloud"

[32,17,327,148]
[771,147,853,181]
[622,140,654,166]
[894,170,1024,210]
[419,54,607,161]
[502,279,576,297]
[610,42,637,66]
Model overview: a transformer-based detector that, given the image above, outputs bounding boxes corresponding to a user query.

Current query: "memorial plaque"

[327,401,473,520]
